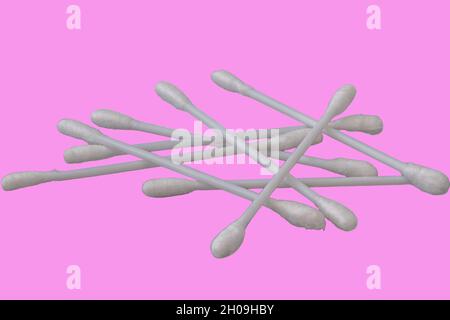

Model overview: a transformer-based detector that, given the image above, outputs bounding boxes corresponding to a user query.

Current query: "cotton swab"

[278,153,378,177]
[1,153,377,192]
[275,114,383,136]
[0,155,378,193]
[92,109,217,147]
[142,176,409,197]
[208,84,354,257]
[0,158,394,193]
[94,108,382,137]
[64,127,322,164]
[211,70,450,195]
[156,82,357,233]
[56,119,326,231]
[1,144,376,192]
[2,160,158,191]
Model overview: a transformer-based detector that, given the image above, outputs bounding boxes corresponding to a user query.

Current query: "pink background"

[0,0,449,299]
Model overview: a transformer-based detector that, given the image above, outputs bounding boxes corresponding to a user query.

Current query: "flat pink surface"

[0,0,449,299]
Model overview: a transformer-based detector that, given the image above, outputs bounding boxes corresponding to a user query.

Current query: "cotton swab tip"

[57,119,102,143]
[327,84,357,117]
[333,158,378,177]
[402,163,449,195]
[2,171,56,191]
[64,145,115,163]
[211,70,252,95]
[91,109,135,130]
[155,81,191,110]
[278,129,323,150]
[330,114,383,135]
[316,198,358,231]
[142,178,197,197]
[210,222,246,258]
[270,200,325,230]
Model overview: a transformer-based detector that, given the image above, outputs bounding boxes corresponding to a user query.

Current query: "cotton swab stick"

[209,84,354,258]
[94,108,381,137]
[211,114,382,143]
[69,111,378,163]
[64,127,322,163]
[276,114,383,136]
[156,82,357,232]
[93,109,216,142]
[56,119,325,230]
[94,108,383,136]
[91,109,218,148]
[0,158,395,193]
[0,156,386,194]
[142,176,409,197]
[211,70,450,195]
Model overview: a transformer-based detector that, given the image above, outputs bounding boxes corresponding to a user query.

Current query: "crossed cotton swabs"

[2,70,449,258]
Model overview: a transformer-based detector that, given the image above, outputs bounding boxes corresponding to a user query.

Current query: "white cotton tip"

[327,84,357,117]
[402,163,449,195]
[315,198,358,231]
[155,81,191,110]
[211,70,253,96]
[142,178,197,197]
[2,171,57,191]
[210,221,246,258]
[64,145,117,163]
[331,115,383,135]
[57,119,102,144]
[270,200,325,230]
[331,158,378,177]
[277,129,323,150]
[91,109,135,130]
